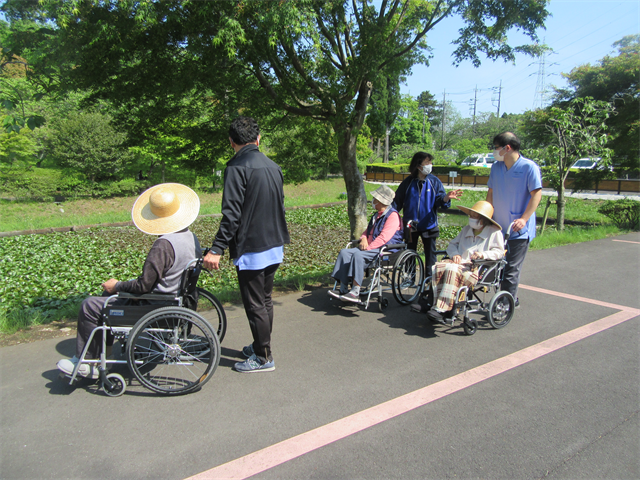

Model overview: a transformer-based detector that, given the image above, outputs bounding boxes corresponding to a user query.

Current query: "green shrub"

[597,199,640,230]
[366,163,410,173]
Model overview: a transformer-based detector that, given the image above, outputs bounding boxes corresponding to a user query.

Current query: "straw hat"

[371,184,395,206]
[458,201,501,230]
[132,183,200,235]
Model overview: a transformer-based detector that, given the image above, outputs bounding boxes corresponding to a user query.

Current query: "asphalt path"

[1,233,638,480]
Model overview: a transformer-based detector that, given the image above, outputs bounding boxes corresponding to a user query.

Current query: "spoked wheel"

[487,291,515,329]
[391,250,425,305]
[102,373,126,397]
[127,307,221,395]
[195,288,227,343]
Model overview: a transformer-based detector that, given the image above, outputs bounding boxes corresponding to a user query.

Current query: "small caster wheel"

[463,318,478,336]
[103,373,126,397]
[378,297,389,312]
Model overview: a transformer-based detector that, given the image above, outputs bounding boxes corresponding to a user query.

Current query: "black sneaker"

[242,344,254,358]
[515,298,520,309]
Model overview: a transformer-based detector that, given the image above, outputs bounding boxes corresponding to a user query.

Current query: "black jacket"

[211,144,290,259]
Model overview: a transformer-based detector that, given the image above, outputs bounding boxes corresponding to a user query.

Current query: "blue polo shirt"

[487,156,542,241]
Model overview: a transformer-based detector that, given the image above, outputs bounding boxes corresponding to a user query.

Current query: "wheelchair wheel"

[195,287,227,343]
[127,307,220,395]
[463,318,478,336]
[488,291,514,329]
[378,297,389,312]
[391,250,425,305]
[102,373,126,397]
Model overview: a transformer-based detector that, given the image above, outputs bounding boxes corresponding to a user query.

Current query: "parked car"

[571,157,613,171]
[461,154,494,168]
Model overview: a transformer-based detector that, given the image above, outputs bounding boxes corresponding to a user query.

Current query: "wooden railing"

[364,172,640,194]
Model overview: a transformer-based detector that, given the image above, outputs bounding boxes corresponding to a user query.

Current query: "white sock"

[350,285,360,296]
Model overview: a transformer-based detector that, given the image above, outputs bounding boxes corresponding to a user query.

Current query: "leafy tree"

[558,35,639,174]
[524,97,614,230]
[390,94,432,147]
[36,0,549,237]
[367,75,402,162]
[416,90,442,130]
[47,110,132,182]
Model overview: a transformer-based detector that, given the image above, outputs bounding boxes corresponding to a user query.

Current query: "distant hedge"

[366,164,491,177]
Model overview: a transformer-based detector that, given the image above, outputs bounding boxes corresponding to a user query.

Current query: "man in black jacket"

[203,116,290,373]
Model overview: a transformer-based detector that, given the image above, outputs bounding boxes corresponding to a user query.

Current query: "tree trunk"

[338,127,368,239]
[557,183,566,231]
[383,128,389,163]
[336,79,373,239]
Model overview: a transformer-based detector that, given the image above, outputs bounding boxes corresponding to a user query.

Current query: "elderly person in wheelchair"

[56,183,202,379]
[328,184,404,303]
[414,201,504,325]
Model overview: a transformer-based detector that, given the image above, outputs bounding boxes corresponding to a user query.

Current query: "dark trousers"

[76,294,116,358]
[407,232,438,273]
[501,239,530,300]
[237,263,279,363]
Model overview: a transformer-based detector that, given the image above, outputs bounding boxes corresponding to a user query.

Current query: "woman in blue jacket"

[393,152,463,272]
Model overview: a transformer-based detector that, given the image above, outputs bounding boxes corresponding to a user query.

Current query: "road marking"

[612,239,640,244]
[186,292,640,480]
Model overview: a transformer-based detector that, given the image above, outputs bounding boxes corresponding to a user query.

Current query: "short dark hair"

[229,116,260,145]
[409,152,434,178]
[492,132,521,151]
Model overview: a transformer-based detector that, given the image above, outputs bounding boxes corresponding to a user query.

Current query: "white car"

[571,157,612,171]
[461,154,494,168]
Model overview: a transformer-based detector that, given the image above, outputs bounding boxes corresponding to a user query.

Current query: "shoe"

[57,356,100,380]
[410,302,429,313]
[515,298,520,309]
[427,310,454,326]
[234,354,275,373]
[327,290,346,299]
[242,344,254,358]
[339,292,360,303]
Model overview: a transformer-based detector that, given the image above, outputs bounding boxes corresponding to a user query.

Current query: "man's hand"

[470,252,484,261]
[101,278,118,294]
[203,251,221,270]
[452,255,462,264]
[511,218,527,233]
[359,236,369,251]
[445,189,463,202]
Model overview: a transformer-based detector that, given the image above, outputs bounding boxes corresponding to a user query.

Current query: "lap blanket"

[432,260,479,312]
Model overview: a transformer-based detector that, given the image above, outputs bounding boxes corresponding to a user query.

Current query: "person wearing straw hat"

[203,116,290,374]
[328,184,403,303]
[57,183,202,379]
[415,201,504,325]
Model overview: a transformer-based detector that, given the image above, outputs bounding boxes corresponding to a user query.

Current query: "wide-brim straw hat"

[132,183,200,235]
[458,200,501,230]
[371,184,395,206]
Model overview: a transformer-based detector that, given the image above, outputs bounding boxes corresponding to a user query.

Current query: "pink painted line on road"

[518,284,639,312]
[612,239,640,244]
[187,294,640,480]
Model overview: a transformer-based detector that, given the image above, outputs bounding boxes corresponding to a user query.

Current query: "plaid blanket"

[431,260,479,312]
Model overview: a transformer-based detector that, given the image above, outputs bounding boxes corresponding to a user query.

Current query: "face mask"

[468,217,483,229]
[371,200,377,210]
[492,148,505,162]
[420,164,433,175]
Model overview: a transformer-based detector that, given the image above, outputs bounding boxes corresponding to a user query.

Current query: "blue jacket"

[393,175,450,232]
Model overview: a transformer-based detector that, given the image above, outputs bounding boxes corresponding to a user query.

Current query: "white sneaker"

[57,356,100,379]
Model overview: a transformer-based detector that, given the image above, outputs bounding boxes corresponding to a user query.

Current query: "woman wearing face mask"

[423,201,504,325]
[393,152,463,273]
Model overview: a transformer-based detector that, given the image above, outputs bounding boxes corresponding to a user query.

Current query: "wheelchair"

[328,223,426,311]
[419,224,515,336]
[60,254,227,397]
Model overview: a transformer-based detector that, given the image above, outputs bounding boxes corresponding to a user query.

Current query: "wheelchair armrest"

[116,292,179,301]
[384,243,406,250]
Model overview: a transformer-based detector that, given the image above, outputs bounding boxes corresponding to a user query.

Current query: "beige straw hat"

[131,183,200,235]
[371,184,395,206]
[458,200,501,230]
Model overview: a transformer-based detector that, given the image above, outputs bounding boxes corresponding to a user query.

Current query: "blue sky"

[401,0,639,118]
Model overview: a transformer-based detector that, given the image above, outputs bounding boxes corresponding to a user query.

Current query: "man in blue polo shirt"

[486,132,542,307]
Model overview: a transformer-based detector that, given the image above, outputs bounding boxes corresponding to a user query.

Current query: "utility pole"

[472,85,478,134]
[496,80,502,118]
[441,90,446,150]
